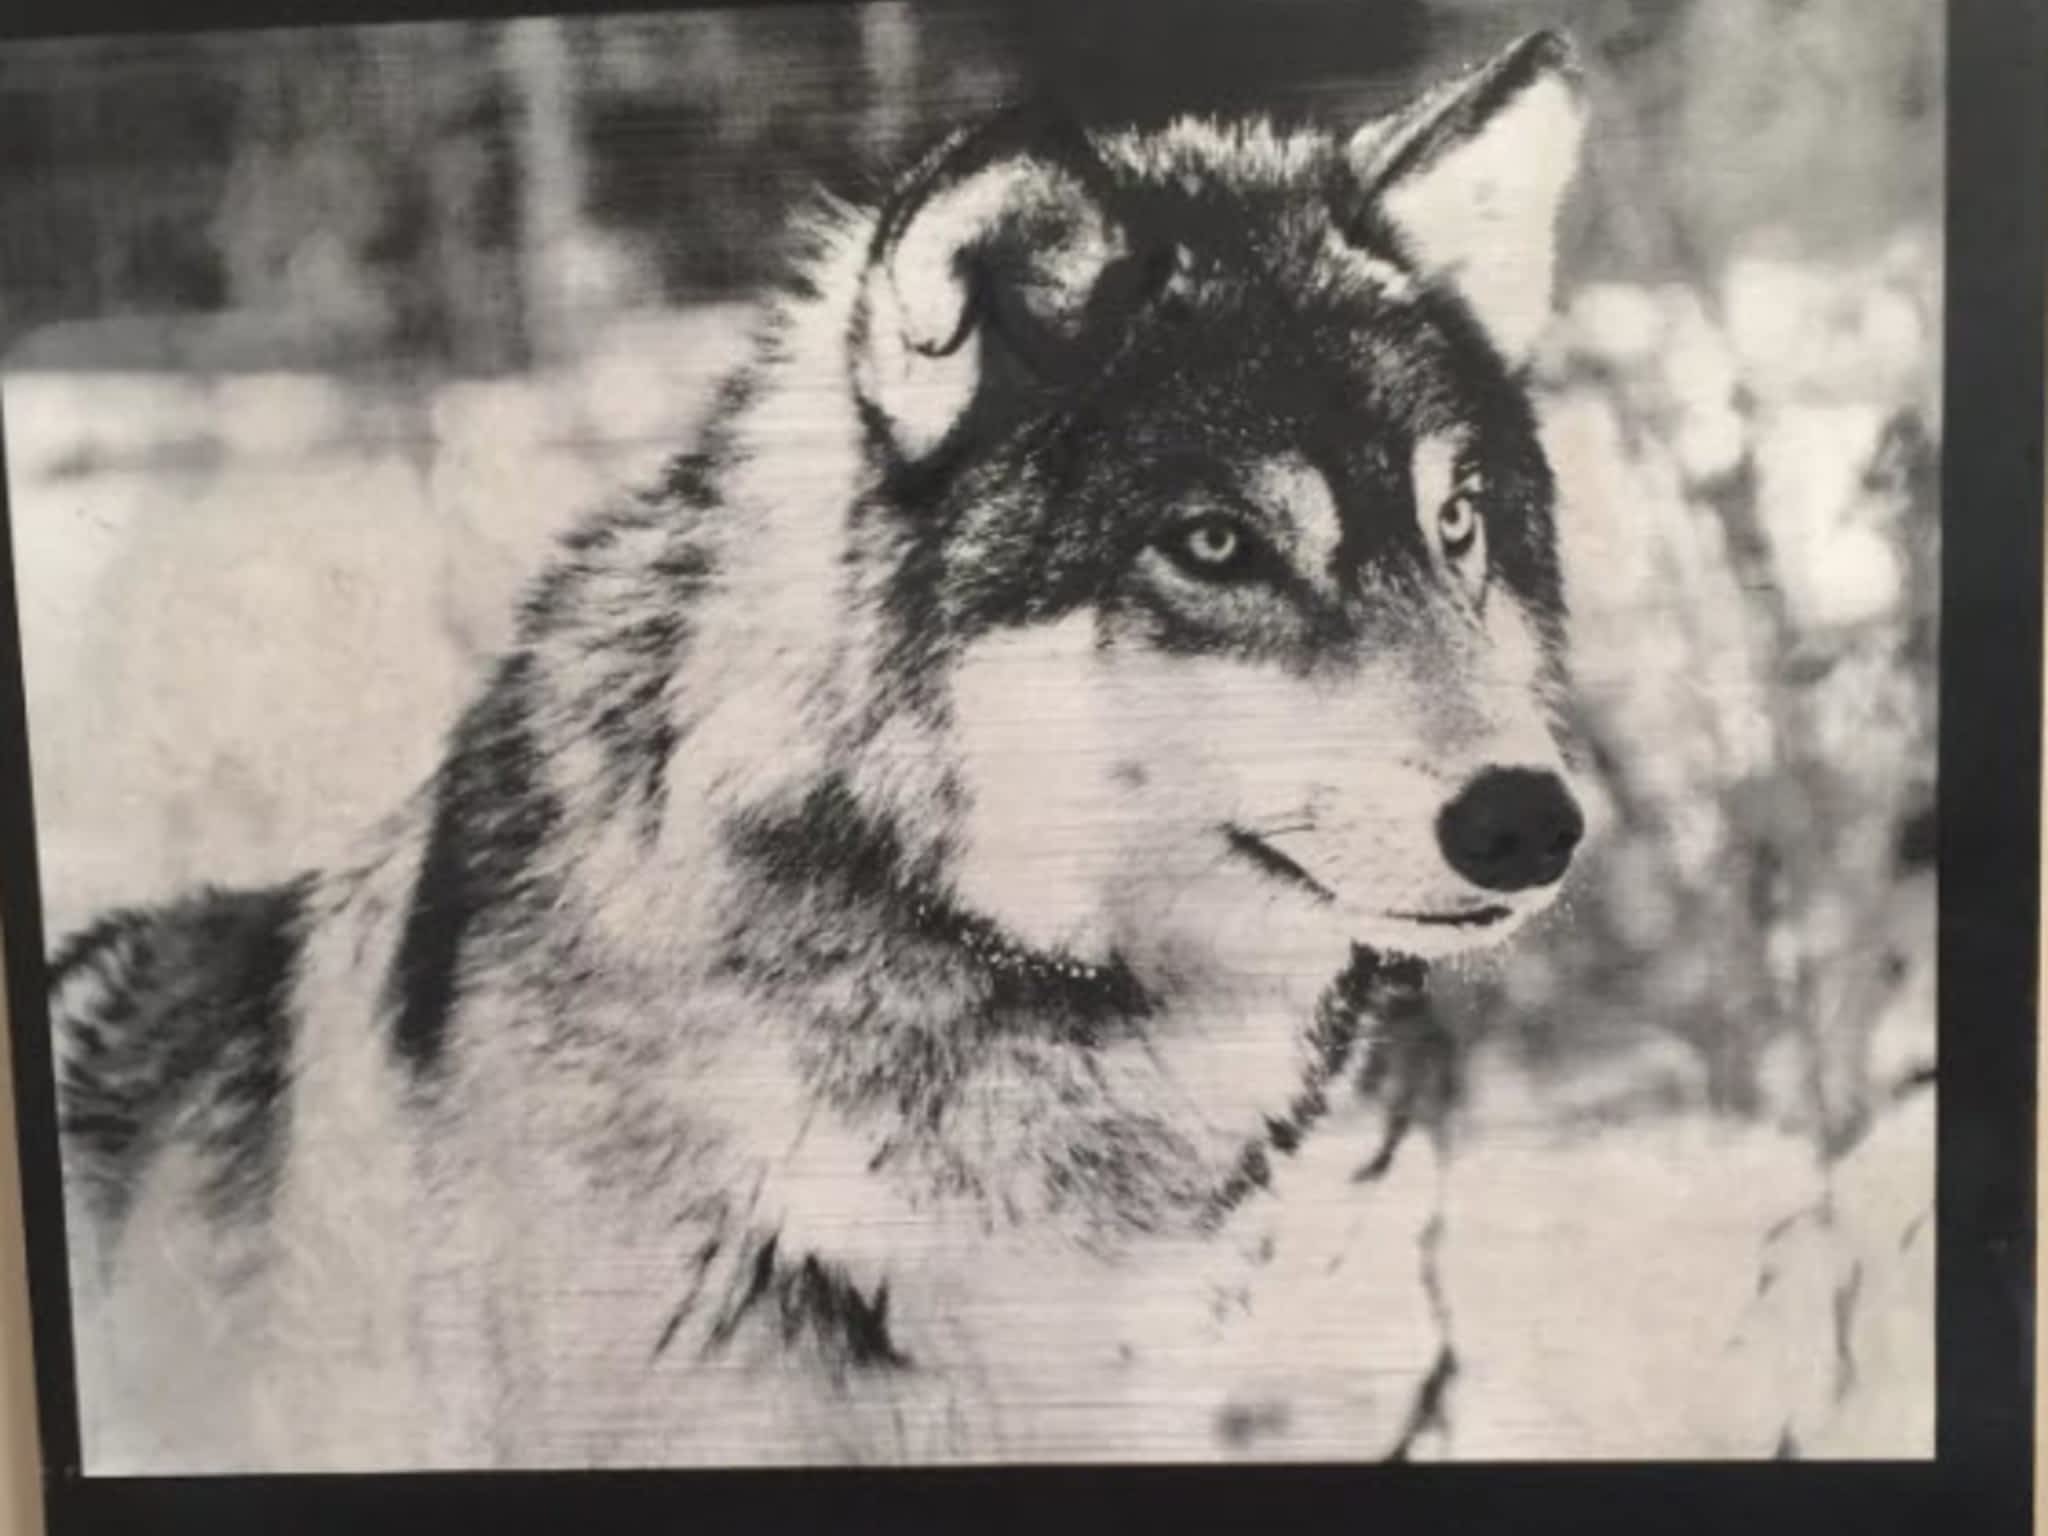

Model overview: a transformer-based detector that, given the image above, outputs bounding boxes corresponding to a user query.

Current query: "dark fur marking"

[650,360,763,512]
[651,1307,688,1361]
[52,879,310,1232]
[638,717,679,835]
[726,777,1155,1032]
[1198,947,1407,1229]
[390,797,475,1075]
[1352,972,1455,1184]
[709,1234,782,1348]
[706,1235,911,1373]
[917,898,1154,1036]
[651,1234,727,1361]
[726,776,917,909]
[1213,1143,1273,1212]
[387,652,562,1074]
[1223,826,1337,905]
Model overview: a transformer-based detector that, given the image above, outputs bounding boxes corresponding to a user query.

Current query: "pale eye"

[1437,492,1482,561]
[1162,513,1261,581]
[1184,519,1241,566]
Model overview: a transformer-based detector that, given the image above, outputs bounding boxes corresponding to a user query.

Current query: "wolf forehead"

[1094,117,1419,289]
[1034,116,1539,424]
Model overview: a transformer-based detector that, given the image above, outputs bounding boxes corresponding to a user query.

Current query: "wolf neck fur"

[441,194,1390,1289]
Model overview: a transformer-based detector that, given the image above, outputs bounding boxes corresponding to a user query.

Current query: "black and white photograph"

[0,0,1981,1486]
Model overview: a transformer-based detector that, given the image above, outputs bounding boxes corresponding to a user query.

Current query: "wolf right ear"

[853,107,1157,466]
[1347,31,1588,366]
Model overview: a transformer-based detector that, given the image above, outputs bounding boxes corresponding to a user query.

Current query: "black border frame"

[0,0,2037,1530]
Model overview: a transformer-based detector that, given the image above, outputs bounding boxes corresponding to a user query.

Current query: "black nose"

[1436,768,1584,893]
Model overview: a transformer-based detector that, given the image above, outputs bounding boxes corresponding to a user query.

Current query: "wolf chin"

[51,31,1590,1470]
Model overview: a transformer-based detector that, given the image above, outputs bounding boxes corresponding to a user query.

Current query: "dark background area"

[0,0,1940,371]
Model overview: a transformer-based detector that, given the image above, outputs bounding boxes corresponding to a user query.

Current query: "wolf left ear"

[854,106,1157,466]
[1348,30,1588,366]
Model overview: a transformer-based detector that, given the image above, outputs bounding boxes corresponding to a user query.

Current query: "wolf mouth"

[1389,904,1513,928]
[1222,826,1338,905]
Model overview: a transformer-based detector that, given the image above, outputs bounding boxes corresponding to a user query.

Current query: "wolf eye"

[1437,492,1481,560]
[1185,519,1241,565]
[1164,514,1260,581]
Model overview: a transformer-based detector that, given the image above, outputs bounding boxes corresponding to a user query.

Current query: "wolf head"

[844,32,1589,992]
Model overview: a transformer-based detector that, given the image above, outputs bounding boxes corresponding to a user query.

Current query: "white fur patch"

[947,612,1131,958]
[1248,454,1343,582]
[1411,432,1462,528]
[855,322,982,463]
[950,600,1579,979]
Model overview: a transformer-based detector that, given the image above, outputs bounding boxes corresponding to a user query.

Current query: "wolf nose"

[1436,768,1584,892]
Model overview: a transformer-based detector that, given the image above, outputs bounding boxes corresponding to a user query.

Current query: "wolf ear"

[854,107,1155,465]
[1347,31,1587,365]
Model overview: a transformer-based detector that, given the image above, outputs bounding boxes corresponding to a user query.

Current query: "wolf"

[47,30,1591,1470]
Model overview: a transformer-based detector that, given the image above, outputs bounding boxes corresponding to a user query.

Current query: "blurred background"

[0,0,1940,1458]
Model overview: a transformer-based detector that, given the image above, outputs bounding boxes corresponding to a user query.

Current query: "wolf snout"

[1435,767,1584,893]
